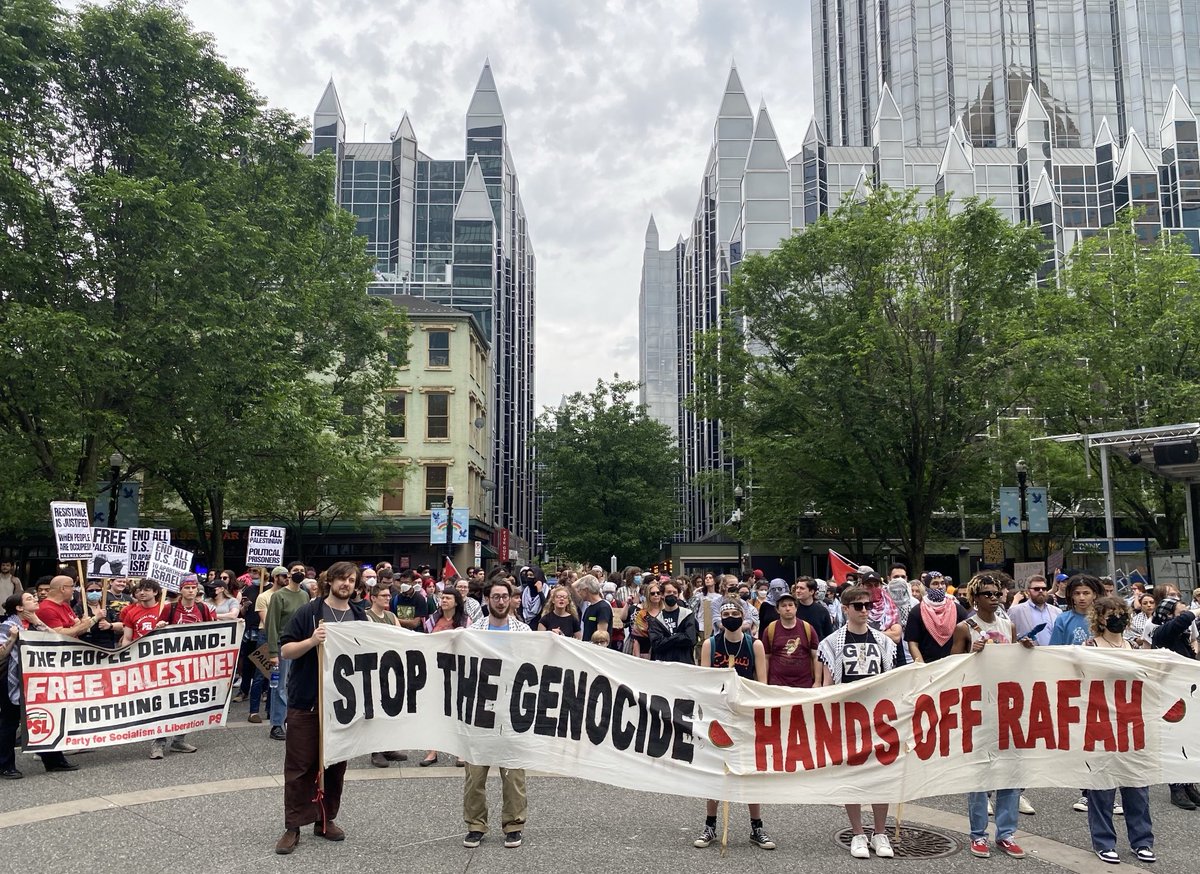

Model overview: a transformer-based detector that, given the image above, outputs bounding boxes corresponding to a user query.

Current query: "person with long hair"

[631,581,664,658]
[1083,597,1156,863]
[1129,592,1156,645]
[421,588,468,767]
[536,585,580,638]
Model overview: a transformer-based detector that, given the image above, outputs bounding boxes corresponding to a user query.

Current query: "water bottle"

[269,667,279,689]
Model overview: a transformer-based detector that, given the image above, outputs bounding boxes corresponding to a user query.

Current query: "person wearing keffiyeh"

[903,586,968,664]
[861,571,901,643]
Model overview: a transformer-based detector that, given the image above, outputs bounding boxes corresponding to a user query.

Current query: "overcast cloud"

[175,0,814,410]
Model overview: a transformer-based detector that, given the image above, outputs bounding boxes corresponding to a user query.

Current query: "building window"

[426,392,449,439]
[428,330,450,367]
[425,465,447,510]
[386,393,405,439]
[382,477,405,512]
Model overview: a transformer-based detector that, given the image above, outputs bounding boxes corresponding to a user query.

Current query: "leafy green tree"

[696,189,1054,571]
[536,378,679,566]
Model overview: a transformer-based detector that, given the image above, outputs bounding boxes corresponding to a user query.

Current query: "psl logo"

[26,707,55,744]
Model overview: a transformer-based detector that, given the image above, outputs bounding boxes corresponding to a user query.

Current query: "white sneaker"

[1113,801,1124,816]
[1019,794,1036,815]
[849,833,870,859]
[1072,794,1089,812]
[871,833,895,858]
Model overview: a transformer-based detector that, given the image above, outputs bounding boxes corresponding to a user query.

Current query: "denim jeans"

[1087,787,1152,851]
[967,788,1019,842]
[269,658,290,728]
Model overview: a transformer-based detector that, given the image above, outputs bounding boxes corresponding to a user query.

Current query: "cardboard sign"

[322,624,1200,804]
[50,501,93,561]
[88,527,131,578]
[128,528,171,578]
[246,526,285,568]
[21,622,242,753]
[147,541,194,593]
[248,643,274,679]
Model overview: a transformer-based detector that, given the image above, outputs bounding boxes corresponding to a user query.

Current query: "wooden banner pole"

[99,578,110,613]
[317,619,326,786]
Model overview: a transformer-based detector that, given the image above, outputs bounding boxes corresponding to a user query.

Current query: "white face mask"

[400,584,412,593]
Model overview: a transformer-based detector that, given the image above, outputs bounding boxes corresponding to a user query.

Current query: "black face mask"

[1105,614,1129,633]
[663,595,678,608]
[739,591,751,601]
[291,572,305,584]
[721,616,742,631]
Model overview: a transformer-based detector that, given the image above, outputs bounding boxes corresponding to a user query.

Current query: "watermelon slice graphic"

[709,720,734,748]
[1164,699,1186,724]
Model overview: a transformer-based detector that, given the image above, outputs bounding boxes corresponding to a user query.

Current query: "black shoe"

[0,768,22,779]
[504,830,523,849]
[463,831,484,849]
[1170,785,1197,810]
[1185,784,1200,807]
[44,761,80,773]
[270,726,285,741]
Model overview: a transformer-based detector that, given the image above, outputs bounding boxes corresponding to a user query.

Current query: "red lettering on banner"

[1026,681,1056,749]
[1084,681,1115,752]
[814,703,844,767]
[754,707,783,771]
[1056,679,1082,750]
[1113,680,1144,752]
[785,705,815,772]
[844,702,871,766]
[912,694,937,760]
[960,685,982,753]
[873,700,900,765]
[937,688,960,757]
[996,682,1025,750]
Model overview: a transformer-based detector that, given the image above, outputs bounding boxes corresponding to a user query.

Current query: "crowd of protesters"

[1,558,1197,864]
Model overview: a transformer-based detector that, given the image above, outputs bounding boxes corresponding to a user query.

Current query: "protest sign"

[128,528,171,578]
[1013,561,1045,589]
[89,527,131,577]
[20,621,242,753]
[248,643,273,679]
[246,526,285,568]
[148,541,194,593]
[322,624,1200,804]
[50,501,93,561]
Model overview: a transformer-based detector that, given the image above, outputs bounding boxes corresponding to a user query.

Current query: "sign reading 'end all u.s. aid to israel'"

[321,623,1200,805]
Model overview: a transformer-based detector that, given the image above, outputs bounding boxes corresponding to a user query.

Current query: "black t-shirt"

[795,601,835,640]
[243,584,261,630]
[536,611,580,637]
[758,602,778,631]
[903,601,969,663]
[580,599,613,641]
[280,599,367,711]
[840,629,887,683]
[391,591,430,627]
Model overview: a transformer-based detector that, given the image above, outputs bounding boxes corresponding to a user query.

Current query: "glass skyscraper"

[815,0,1200,150]
[308,64,537,552]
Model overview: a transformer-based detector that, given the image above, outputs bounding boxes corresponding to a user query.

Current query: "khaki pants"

[462,763,527,834]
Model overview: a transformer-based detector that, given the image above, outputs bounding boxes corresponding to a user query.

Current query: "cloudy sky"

[177,0,814,410]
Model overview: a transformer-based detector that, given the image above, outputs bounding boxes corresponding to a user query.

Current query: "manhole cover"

[835,824,963,859]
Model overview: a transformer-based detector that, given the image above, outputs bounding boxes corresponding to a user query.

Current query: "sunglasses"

[848,601,870,611]
[647,590,661,596]
[977,590,1000,599]
[1028,586,1047,592]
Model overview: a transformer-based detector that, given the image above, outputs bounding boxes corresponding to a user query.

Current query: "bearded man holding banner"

[274,561,366,856]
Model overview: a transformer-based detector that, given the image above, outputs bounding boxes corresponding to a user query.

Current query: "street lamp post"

[732,485,745,577]
[107,452,123,527]
[1015,460,1029,561]
[445,484,455,578]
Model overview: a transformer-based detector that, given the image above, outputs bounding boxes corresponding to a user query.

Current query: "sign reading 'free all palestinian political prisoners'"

[245,526,285,568]
[147,541,193,593]
[20,621,242,753]
[50,501,93,561]
[322,624,1200,804]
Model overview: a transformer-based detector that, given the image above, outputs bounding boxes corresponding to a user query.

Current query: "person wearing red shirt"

[148,576,212,760]
[36,575,94,638]
[120,580,168,643]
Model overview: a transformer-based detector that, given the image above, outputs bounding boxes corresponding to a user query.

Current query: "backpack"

[763,619,815,655]
[166,600,215,625]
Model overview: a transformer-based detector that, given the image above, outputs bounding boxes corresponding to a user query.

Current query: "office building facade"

[814,0,1200,150]
[308,64,537,555]
[646,57,1199,540]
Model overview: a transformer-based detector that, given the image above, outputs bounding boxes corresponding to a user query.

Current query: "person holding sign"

[275,561,367,856]
[120,580,168,643]
[36,575,95,640]
[693,600,775,852]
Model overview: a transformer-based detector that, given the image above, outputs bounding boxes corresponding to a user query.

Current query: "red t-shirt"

[763,620,817,688]
[36,599,78,629]
[120,602,164,640]
[164,600,213,625]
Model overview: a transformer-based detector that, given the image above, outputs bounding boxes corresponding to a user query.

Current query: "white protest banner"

[246,526,285,568]
[50,501,93,561]
[322,624,1200,804]
[148,541,194,593]
[89,527,131,578]
[20,621,242,754]
[128,528,171,578]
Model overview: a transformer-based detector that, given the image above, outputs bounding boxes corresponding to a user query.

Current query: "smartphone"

[1018,623,1047,641]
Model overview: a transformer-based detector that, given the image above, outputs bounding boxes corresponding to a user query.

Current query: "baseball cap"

[181,574,199,586]
[271,566,288,578]
[862,571,883,584]
[775,592,797,605]
[753,569,764,580]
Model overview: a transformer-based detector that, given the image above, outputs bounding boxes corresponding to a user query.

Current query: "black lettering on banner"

[534,665,562,737]
[475,657,500,729]
[646,695,672,758]
[672,699,696,763]
[405,650,426,712]
[585,675,613,745]
[612,683,637,750]
[354,652,379,720]
[332,654,356,724]
[510,662,538,733]
[437,652,455,717]
[558,669,587,741]
[634,691,650,754]
[456,655,479,723]
[379,650,405,717]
